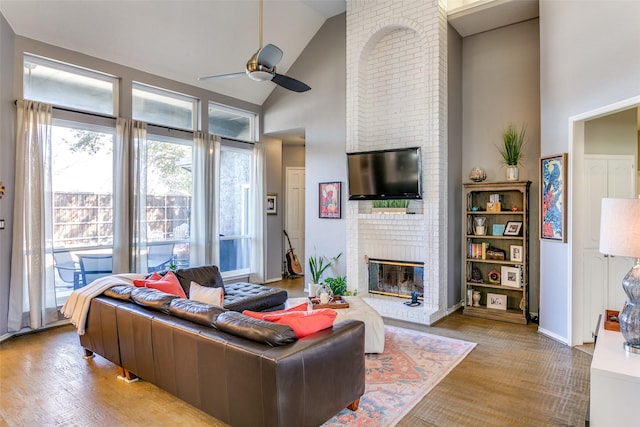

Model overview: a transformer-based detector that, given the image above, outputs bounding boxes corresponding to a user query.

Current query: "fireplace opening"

[368,258,424,299]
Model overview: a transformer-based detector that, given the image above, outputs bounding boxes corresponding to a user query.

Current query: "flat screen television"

[347,147,422,200]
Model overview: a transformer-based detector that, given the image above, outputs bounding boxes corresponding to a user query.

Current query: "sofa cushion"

[103,285,135,301]
[223,282,288,312]
[215,311,297,347]
[262,309,338,338]
[169,298,226,327]
[190,281,224,307]
[131,288,179,314]
[133,271,187,298]
[243,302,307,320]
[176,265,225,296]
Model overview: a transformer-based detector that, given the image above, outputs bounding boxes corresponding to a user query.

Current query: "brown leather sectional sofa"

[78,268,366,427]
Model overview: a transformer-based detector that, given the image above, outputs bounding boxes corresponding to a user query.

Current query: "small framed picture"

[266,193,277,215]
[510,245,523,262]
[503,221,522,236]
[319,182,341,219]
[540,153,568,242]
[487,293,507,310]
[501,266,521,288]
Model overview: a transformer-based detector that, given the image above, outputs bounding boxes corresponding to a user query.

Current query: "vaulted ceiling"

[0,0,539,106]
[0,0,346,106]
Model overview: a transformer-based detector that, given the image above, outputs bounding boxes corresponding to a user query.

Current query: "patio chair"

[147,243,175,272]
[78,254,113,288]
[53,251,82,289]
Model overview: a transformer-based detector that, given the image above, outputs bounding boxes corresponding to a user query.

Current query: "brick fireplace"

[345,0,449,325]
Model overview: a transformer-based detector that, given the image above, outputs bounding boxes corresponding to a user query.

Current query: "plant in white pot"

[308,251,342,297]
[497,124,526,181]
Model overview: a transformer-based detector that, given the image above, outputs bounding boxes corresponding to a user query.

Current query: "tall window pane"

[51,122,114,300]
[219,146,252,273]
[145,137,192,271]
[133,83,197,131]
[24,54,117,115]
[208,103,255,142]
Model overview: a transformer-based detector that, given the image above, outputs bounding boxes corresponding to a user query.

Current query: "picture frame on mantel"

[540,153,568,242]
[319,182,341,219]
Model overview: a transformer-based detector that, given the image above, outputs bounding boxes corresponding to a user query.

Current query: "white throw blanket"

[60,273,145,335]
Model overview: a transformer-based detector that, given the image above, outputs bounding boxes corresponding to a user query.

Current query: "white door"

[582,155,636,342]
[285,167,305,272]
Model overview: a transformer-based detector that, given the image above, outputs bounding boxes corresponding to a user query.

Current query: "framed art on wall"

[319,182,341,219]
[266,193,277,215]
[540,153,568,242]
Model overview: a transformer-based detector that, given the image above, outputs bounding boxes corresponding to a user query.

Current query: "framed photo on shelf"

[540,153,568,242]
[503,221,522,236]
[510,245,523,262]
[266,193,277,215]
[501,266,521,288]
[487,293,507,310]
[319,182,341,219]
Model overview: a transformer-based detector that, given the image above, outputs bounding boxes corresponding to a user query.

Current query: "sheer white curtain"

[249,143,266,283]
[190,132,220,266]
[113,118,147,273]
[8,100,56,332]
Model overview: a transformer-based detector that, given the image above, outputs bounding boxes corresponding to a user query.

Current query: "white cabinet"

[590,329,640,426]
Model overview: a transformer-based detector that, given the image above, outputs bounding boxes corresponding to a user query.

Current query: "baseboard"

[538,327,570,346]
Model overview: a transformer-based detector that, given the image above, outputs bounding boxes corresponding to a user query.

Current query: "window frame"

[24,53,119,116]
[133,82,199,131]
[208,102,257,142]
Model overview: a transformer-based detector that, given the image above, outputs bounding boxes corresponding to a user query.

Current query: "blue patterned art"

[541,154,567,241]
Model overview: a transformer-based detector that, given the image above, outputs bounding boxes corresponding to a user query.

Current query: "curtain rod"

[14,100,256,144]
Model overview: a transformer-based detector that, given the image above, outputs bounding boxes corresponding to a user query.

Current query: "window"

[133,82,198,131]
[219,144,252,274]
[208,102,256,142]
[51,120,115,299]
[24,54,118,115]
[145,135,193,271]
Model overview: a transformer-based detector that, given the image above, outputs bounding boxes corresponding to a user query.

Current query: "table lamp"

[599,198,640,353]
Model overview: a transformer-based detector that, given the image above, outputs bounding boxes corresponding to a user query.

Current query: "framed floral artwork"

[319,182,341,219]
[540,153,568,242]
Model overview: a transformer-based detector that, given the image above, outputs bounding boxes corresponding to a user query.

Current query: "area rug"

[323,325,476,426]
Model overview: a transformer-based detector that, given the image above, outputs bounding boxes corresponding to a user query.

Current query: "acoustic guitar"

[283,230,303,276]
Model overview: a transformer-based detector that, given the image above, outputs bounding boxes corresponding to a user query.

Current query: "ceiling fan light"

[247,70,273,82]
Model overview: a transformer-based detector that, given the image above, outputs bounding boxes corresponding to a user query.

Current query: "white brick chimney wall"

[346,0,448,324]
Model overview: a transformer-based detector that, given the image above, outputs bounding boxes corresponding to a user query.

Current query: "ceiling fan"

[198,0,311,93]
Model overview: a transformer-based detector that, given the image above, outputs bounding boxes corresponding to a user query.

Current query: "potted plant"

[371,199,410,214]
[497,123,526,181]
[308,251,342,296]
[324,276,347,296]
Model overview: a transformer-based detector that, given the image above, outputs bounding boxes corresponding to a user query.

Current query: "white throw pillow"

[189,281,224,307]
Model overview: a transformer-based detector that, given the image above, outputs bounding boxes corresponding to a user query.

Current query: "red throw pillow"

[133,272,162,287]
[262,309,337,338]
[134,271,186,298]
[243,302,308,320]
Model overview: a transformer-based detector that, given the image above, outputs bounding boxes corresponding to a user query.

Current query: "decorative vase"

[315,283,334,304]
[472,291,481,307]
[473,217,487,236]
[469,167,487,182]
[506,166,519,181]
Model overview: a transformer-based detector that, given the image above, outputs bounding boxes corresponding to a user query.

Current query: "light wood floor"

[0,277,591,427]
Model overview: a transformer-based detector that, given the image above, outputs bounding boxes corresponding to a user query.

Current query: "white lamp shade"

[599,198,640,258]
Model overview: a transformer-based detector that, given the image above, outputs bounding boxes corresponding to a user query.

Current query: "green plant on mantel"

[309,251,342,284]
[372,199,410,208]
[497,123,526,166]
[324,276,347,296]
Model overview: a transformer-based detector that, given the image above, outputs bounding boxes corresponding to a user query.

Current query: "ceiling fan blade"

[257,44,283,69]
[272,73,311,92]
[198,72,245,81]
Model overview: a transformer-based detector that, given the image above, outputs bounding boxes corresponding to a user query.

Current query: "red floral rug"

[324,325,476,426]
